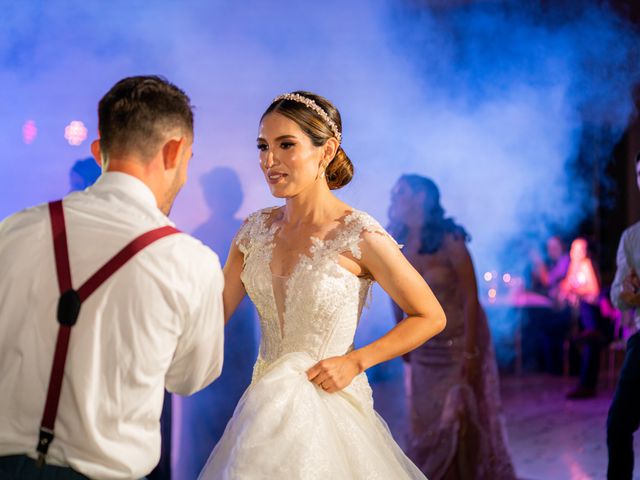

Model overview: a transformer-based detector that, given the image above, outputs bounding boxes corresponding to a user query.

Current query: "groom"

[0,76,225,479]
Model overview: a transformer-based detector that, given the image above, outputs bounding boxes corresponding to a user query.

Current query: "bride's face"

[257,112,324,198]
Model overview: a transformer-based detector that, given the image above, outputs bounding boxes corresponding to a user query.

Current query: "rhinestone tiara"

[272,93,342,143]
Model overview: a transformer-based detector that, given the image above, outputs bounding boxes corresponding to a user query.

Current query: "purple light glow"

[22,120,37,144]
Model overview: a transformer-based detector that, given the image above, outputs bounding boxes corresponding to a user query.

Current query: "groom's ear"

[161,137,184,171]
[91,140,104,169]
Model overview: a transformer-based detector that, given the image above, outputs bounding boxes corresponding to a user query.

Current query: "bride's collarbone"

[265,208,367,278]
[270,242,367,280]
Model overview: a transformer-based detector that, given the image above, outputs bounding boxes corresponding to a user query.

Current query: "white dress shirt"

[0,172,224,479]
[611,220,640,329]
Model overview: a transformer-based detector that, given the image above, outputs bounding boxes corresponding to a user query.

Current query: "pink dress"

[407,251,516,479]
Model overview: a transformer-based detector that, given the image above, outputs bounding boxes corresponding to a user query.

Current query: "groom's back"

[0,76,224,480]
[0,176,224,478]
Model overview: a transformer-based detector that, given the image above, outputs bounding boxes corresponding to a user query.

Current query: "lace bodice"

[236,207,397,382]
[199,208,429,480]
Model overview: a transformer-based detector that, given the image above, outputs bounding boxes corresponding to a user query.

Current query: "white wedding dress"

[199,207,427,479]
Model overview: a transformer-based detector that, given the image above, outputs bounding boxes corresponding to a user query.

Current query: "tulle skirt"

[199,352,426,479]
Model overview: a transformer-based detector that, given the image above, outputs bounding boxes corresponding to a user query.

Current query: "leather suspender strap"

[49,201,72,293]
[76,225,180,302]
[36,200,180,466]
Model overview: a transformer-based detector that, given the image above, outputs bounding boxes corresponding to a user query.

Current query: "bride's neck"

[283,181,341,226]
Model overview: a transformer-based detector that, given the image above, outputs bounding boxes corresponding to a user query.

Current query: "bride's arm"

[307,231,446,393]
[222,242,247,324]
[351,231,446,368]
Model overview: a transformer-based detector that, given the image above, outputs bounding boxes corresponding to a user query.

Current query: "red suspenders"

[36,200,180,467]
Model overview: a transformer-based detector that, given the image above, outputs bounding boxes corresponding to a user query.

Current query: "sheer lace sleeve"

[338,211,400,260]
[234,207,279,257]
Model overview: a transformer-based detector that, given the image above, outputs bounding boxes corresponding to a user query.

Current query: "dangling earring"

[316,162,327,181]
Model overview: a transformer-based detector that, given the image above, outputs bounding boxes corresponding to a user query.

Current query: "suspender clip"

[57,289,81,326]
[36,427,54,467]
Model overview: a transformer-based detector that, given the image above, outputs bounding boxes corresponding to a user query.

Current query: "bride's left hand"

[306,354,361,394]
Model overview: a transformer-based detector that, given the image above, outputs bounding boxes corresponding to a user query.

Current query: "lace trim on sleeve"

[340,211,400,260]
[235,207,279,256]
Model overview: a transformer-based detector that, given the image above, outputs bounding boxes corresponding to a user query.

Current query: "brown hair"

[388,174,470,254]
[262,91,353,190]
[98,75,194,160]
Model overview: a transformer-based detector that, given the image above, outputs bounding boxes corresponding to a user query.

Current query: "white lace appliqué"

[235,208,398,400]
[197,209,428,480]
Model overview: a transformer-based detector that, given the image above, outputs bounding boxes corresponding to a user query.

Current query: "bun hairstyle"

[262,91,354,190]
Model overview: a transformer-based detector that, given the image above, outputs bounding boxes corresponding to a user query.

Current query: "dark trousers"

[578,302,607,389]
[0,455,90,479]
[0,454,149,480]
[540,307,571,375]
[607,332,640,480]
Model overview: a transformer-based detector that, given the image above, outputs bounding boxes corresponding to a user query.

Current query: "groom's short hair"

[98,76,194,161]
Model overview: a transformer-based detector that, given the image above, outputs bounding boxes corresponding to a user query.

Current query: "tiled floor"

[502,374,640,480]
[372,371,640,480]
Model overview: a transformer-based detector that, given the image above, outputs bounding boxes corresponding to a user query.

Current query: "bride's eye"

[280,142,295,150]
[257,143,268,151]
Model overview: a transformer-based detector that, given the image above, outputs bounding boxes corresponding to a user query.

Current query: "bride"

[199,91,446,479]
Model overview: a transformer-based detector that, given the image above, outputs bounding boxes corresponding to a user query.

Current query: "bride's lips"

[267,171,287,185]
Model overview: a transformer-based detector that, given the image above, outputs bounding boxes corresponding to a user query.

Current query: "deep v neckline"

[266,209,355,279]
[265,209,356,339]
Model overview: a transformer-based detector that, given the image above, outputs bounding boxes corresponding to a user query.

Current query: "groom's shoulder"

[173,232,222,271]
[146,230,223,293]
[0,202,51,243]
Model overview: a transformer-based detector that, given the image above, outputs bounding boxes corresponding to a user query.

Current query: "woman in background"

[560,237,603,399]
[389,174,516,480]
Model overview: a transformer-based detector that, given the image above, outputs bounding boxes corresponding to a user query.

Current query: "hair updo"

[262,91,354,190]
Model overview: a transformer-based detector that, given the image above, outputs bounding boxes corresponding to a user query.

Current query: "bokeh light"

[64,120,88,146]
[22,120,37,144]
